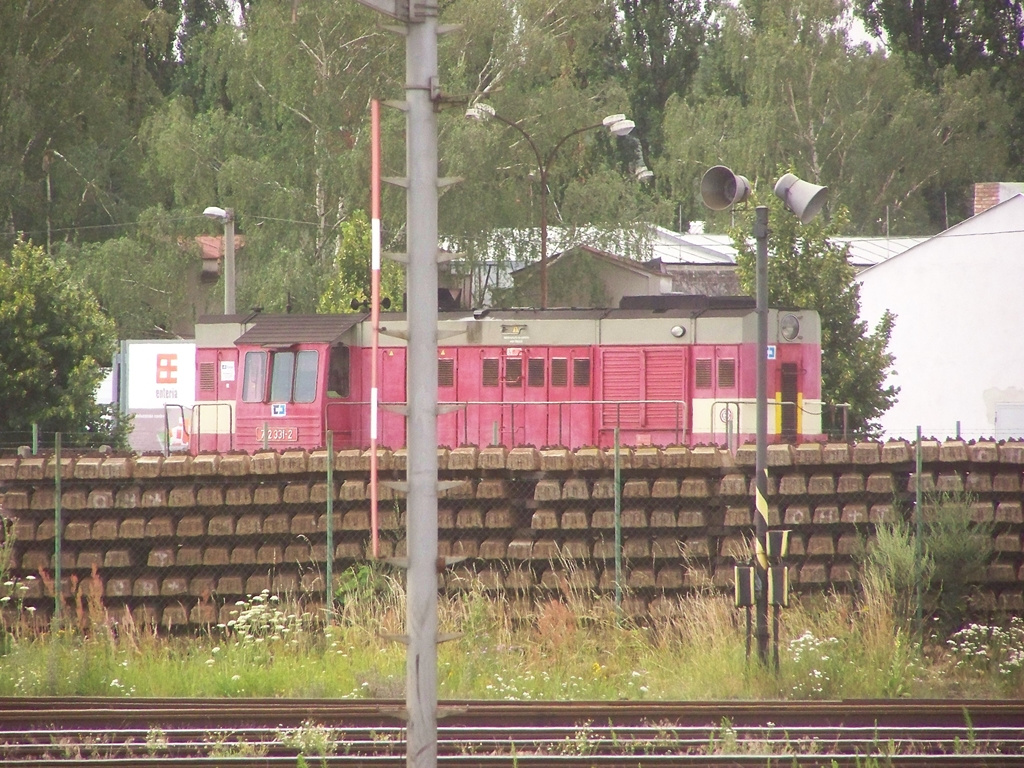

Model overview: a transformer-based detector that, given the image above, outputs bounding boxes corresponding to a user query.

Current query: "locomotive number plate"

[256,426,298,442]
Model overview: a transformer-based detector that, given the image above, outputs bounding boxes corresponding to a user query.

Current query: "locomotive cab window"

[293,350,318,403]
[327,345,349,398]
[268,349,320,403]
[242,351,268,402]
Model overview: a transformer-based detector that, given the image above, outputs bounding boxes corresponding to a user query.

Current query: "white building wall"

[856,195,1024,440]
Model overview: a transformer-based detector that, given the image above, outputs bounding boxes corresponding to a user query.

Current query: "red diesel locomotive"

[187,296,823,454]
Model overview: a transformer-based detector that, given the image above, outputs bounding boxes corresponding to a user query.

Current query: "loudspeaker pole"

[754,205,770,664]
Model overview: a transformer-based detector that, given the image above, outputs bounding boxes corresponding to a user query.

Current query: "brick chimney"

[974,182,1024,215]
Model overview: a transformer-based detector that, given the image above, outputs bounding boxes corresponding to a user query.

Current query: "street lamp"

[701,166,828,665]
[465,104,637,308]
[203,206,235,315]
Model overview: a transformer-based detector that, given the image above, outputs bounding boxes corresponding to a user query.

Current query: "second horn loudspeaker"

[773,173,828,224]
[700,166,751,210]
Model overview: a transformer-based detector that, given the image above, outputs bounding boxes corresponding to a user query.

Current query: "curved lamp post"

[466,104,637,308]
[203,206,236,315]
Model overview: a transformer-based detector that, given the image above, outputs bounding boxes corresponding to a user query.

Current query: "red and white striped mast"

[369,98,382,559]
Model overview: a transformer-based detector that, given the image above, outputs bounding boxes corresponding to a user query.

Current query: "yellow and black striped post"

[753,206,770,664]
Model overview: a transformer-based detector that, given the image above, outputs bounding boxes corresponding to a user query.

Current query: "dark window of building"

[327,345,349,398]
[718,358,736,389]
[242,351,268,402]
[293,350,319,403]
[528,358,545,387]
[695,358,713,389]
[551,358,568,387]
[270,351,296,402]
[573,358,591,387]
[505,357,522,387]
[438,358,455,387]
[482,358,499,387]
[199,362,216,393]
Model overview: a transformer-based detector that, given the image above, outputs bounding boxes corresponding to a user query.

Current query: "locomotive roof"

[234,313,367,345]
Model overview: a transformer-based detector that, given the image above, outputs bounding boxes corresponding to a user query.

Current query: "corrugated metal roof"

[235,314,365,345]
[835,237,928,267]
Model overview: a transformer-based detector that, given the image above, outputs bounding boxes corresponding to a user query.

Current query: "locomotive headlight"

[670,325,686,338]
[780,314,800,341]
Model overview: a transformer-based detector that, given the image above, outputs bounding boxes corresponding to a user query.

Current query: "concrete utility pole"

[352,2,442,765]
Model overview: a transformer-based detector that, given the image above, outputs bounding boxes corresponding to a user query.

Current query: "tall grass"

[1,556,1020,699]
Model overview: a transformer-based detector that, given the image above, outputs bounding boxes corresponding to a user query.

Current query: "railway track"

[1,697,1022,766]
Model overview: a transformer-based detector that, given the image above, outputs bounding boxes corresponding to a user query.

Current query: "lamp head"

[203,206,232,222]
[603,114,635,136]
[465,103,495,121]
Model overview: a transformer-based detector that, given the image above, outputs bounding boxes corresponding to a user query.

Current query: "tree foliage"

[732,198,898,437]
[663,0,1010,235]
[318,210,405,313]
[0,239,118,443]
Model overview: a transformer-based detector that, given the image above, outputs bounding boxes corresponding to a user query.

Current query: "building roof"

[235,314,365,345]
[513,244,665,278]
[856,193,1024,277]
[648,225,924,268]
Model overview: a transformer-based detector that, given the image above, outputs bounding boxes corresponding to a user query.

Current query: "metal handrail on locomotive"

[188,296,823,454]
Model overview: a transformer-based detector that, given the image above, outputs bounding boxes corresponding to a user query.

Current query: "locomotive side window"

[270,352,296,402]
[293,350,319,403]
[695,358,713,389]
[505,358,523,387]
[327,345,349,398]
[573,358,591,387]
[438,358,455,387]
[551,358,568,387]
[242,351,268,402]
[718,358,736,389]
[482,358,499,387]
[528,358,545,387]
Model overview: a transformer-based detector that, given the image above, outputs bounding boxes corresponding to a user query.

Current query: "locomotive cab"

[190,314,369,454]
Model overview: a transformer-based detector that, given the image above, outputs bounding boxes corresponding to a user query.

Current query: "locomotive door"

[436,348,458,448]
[501,348,526,446]
[547,348,593,449]
[324,344,357,447]
[643,348,688,444]
[377,347,406,450]
[779,362,798,441]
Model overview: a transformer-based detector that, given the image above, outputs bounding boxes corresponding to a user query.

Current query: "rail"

[1,697,1022,767]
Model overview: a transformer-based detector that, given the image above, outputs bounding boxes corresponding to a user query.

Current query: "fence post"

[914,425,923,642]
[325,431,335,620]
[32,423,38,456]
[53,432,62,629]
[614,426,622,619]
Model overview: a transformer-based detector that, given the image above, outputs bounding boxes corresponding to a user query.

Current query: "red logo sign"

[156,354,178,384]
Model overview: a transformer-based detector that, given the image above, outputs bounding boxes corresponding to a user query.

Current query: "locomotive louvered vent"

[506,358,523,386]
[573,358,591,387]
[695,358,713,389]
[528,358,545,387]
[438,358,454,388]
[718,358,736,388]
[482,358,499,387]
[199,362,216,392]
[551,358,568,387]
